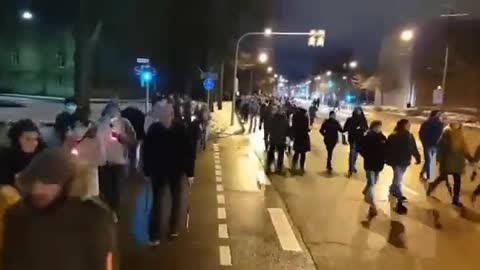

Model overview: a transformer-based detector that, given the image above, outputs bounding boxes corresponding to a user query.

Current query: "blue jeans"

[364,171,380,205]
[390,166,407,199]
[421,146,436,179]
[349,143,358,173]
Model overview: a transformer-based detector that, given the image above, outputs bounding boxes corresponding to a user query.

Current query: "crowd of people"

[0,95,210,269]
[238,95,480,217]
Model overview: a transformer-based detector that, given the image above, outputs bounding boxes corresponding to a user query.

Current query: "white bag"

[428,151,438,183]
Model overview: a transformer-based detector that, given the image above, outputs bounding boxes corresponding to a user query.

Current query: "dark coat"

[143,121,194,179]
[386,131,421,167]
[419,117,444,148]
[3,198,117,270]
[121,107,145,141]
[291,110,311,152]
[343,115,368,144]
[320,118,343,145]
[0,147,42,186]
[268,113,289,145]
[359,131,387,172]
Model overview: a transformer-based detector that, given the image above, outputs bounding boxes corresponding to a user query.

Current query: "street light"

[349,61,358,69]
[258,52,269,64]
[267,66,273,73]
[21,10,34,20]
[400,29,414,42]
[326,71,332,76]
[342,76,348,80]
[264,28,272,37]
[274,74,278,78]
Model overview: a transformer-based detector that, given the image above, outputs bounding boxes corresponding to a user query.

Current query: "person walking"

[99,102,137,212]
[386,119,421,214]
[358,121,387,216]
[419,110,444,181]
[259,100,267,130]
[308,102,318,126]
[470,144,480,205]
[143,100,194,245]
[427,122,473,207]
[343,106,368,177]
[2,148,117,270]
[291,107,311,175]
[262,101,273,151]
[0,119,45,187]
[248,98,260,133]
[320,111,343,173]
[266,106,289,175]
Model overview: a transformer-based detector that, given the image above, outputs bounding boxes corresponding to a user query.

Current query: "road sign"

[203,79,215,91]
[308,30,326,47]
[433,87,444,105]
[136,58,150,64]
[201,72,218,80]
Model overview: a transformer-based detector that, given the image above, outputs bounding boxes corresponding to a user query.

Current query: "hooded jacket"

[419,116,444,148]
[343,110,368,144]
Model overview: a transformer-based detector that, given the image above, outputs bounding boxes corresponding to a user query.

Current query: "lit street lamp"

[326,71,332,76]
[349,61,358,69]
[342,76,348,80]
[258,52,269,64]
[264,28,272,37]
[400,29,414,42]
[267,66,273,73]
[274,74,278,78]
[21,10,34,20]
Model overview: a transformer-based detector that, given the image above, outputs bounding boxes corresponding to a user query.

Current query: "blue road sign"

[203,79,215,91]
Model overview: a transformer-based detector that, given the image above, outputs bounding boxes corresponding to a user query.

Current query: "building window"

[56,51,65,69]
[11,50,19,66]
[56,75,64,86]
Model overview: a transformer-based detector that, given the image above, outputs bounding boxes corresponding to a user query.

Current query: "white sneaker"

[147,240,161,247]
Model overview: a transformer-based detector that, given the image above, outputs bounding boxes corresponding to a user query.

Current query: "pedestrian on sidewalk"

[262,101,273,151]
[248,97,260,133]
[143,100,193,245]
[0,119,45,187]
[99,102,137,212]
[291,107,311,175]
[419,110,444,181]
[3,148,117,270]
[320,111,343,173]
[427,122,473,207]
[358,120,387,216]
[259,100,267,130]
[266,106,289,175]
[386,119,421,214]
[343,106,368,177]
[470,145,480,205]
[308,102,318,126]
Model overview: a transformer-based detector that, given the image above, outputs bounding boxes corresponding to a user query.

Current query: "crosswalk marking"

[267,208,302,252]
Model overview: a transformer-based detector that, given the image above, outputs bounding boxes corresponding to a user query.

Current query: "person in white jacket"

[98,102,137,211]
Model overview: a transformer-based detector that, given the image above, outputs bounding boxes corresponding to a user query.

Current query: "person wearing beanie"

[2,148,117,270]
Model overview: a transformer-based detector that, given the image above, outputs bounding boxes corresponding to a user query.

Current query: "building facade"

[377,17,480,110]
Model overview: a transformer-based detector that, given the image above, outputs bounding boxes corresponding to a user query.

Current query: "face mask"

[65,104,77,114]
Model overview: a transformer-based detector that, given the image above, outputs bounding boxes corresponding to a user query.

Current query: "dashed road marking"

[267,208,302,252]
[218,224,229,239]
[217,184,224,192]
[219,246,232,266]
[216,176,222,183]
[217,194,225,204]
[218,207,227,219]
[215,170,222,176]
[214,159,221,165]
[215,164,222,170]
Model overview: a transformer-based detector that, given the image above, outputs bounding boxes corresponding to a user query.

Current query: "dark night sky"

[271,0,480,79]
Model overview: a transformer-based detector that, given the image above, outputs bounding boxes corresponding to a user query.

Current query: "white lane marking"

[256,171,271,186]
[215,170,222,176]
[218,207,227,219]
[218,224,229,239]
[267,208,302,252]
[404,186,419,196]
[217,184,224,192]
[214,159,221,165]
[219,246,232,266]
[217,194,225,204]
[216,176,222,183]
[215,164,222,170]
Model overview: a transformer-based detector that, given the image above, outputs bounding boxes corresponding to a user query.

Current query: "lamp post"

[21,10,34,21]
[231,28,326,125]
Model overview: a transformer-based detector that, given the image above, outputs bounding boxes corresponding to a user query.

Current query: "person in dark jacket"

[266,106,289,174]
[291,108,311,175]
[259,101,267,130]
[320,111,343,173]
[262,101,273,151]
[419,110,444,180]
[386,119,421,214]
[343,106,368,177]
[0,119,45,187]
[358,121,387,216]
[3,148,117,270]
[54,97,79,143]
[143,101,194,244]
[471,145,480,205]
[308,103,317,126]
[427,122,473,207]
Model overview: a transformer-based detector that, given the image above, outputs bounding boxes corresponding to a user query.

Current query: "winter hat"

[17,148,77,190]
